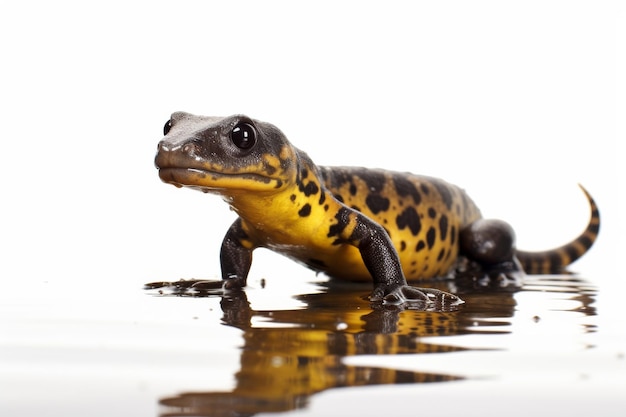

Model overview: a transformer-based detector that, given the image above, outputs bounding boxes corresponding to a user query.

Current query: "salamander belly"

[285,227,462,283]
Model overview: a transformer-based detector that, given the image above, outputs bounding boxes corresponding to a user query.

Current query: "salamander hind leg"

[457,219,525,288]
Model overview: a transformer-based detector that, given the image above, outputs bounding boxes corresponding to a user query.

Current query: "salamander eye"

[231,123,257,149]
[163,119,172,135]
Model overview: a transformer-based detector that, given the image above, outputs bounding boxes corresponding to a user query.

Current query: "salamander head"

[155,112,297,194]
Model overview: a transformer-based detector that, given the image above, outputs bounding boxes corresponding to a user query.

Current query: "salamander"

[154,112,600,308]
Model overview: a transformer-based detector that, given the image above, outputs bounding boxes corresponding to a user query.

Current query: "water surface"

[1,272,623,417]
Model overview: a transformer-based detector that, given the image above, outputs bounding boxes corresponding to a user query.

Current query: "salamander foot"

[370,284,464,311]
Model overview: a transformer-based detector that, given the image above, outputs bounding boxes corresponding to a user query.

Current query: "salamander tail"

[515,184,600,274]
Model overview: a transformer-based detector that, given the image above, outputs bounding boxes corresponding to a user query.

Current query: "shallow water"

[3,272,622,417]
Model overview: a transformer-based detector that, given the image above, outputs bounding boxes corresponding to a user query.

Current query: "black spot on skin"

[578,235,594,250]
[319,191,326,205]
[274,179,282,188]
[564,245,580,262]
[437,248,445,261]
[290,194,296,202]
[349,183,357,195]
[420,184,429,194]
[301,168,308,179]
[298,203,312,217]
[549,252,564,271]
[396,207,422,236]
[426,227,436,249]
[428,208,436,218]
[365,194,390,214]
[262,161,277,176]
[393,176,421,205]
[450,226,456,245]
[328,207,350,238]
[323,168,352,190]
[430,179,453,209]
[335,194,344,203]
[351,205,361,212]
[360,170,386,192]
[416,240,426,252]
[400,241,406,251]
[302,181,319,196]
[324,204,329,211]
[439,215,449,241]
[589,211,600,231]
[278,153,291,172]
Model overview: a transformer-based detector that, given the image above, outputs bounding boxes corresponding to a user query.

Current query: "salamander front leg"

[220,218,254,290]
[144,219,254,295]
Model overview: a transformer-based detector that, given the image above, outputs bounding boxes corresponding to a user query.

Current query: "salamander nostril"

[157,142,171,152]
[182,143,196,155]
[155,141,177,169]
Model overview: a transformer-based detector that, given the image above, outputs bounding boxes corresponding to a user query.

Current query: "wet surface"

[1,269,624,417]
[134,274,615,417]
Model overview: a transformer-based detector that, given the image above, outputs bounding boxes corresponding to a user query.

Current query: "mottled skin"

[155,113,600,308]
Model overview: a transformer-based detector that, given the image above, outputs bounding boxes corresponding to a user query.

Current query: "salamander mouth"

[158,167,280,191]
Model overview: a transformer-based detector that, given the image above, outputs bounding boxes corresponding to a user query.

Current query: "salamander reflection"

[146,277,595,417]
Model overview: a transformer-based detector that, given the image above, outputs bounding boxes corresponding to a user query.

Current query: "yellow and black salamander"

[154,112,600,308]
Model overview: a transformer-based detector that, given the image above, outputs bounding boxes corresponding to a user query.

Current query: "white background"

[0,1,621,290]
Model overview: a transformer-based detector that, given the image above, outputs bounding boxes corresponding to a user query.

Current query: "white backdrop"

[0,1,622,291]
